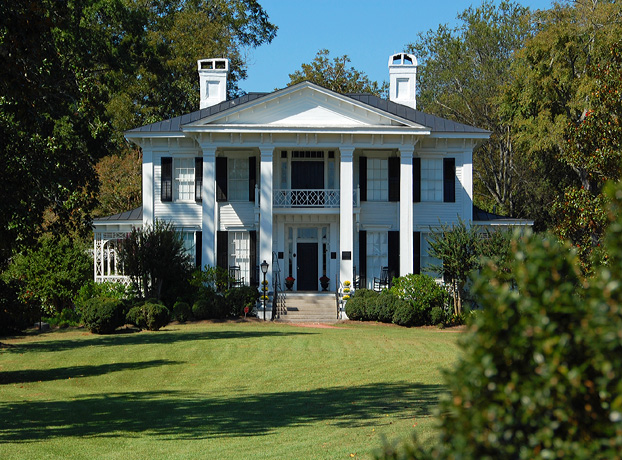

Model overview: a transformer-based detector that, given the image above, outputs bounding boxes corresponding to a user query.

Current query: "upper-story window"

[421,158,443,202]
[228,158,249,201]
[413,157,456,203]
[174,158,195,201]
[367,158,388,201]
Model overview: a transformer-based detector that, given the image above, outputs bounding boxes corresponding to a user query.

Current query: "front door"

[297,242,318,291]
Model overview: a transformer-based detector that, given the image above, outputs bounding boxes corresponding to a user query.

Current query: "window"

[174,158,195,201]
[366,231,388,284]
[229,232,251,284]
[367,158,388,201]
[228,158,249,201]
[421,158,442,202]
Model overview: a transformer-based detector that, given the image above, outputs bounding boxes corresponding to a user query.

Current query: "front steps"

[276,292,338,323]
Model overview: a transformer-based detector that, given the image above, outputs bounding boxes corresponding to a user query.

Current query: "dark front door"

[297,243,318,291]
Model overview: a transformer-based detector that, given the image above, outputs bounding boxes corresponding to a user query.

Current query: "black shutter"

[413,157,421,202]
[249,231,257,286]
[359,231,367,287]
[443,158,456,203]
[195,231,202,268]
[195,157,202,203]
[217,231,228,269]
[359,156,367,201]
[388,231,399,283]
[161,157,172,202]
[413,231,421,275]
[249,156,256,203]
[388,157,400,202]
[216,157,227,202]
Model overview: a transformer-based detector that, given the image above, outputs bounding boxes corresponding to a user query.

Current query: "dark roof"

[126,84,488,135]
[473,205,529,223]
[93,207,143,222]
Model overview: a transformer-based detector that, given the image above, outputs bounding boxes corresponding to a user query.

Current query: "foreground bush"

[126,302,170,331]
[81,297,126,334]
[376,184,622,459]
[345,289,377,320]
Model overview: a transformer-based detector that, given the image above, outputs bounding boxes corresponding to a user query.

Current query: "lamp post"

[260,259,269,321]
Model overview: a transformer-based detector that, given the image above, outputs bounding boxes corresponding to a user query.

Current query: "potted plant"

[319,275,330,291]
[285,276,295,290]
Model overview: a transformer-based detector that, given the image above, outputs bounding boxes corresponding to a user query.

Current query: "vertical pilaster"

[339,147,354,285]
[462,150,474,220]
[200,146,217,268]
[399,146,414,275]
[142,146,154,226]
[259,146,274,287]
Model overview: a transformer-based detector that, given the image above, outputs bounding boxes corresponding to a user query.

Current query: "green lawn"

[0,321,461,459]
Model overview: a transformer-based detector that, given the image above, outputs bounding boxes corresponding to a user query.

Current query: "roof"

[126,84,488,135]
[93,207,143,222]
[473,205,533,226]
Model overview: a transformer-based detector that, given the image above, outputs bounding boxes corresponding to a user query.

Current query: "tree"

[426,219,511,315]
[3,235,92,315]
[287,49,388,96]
[117,221,193,304]
[0,0,116,265]
[407,1,533,217]
[376,181,622,460]
[505,1,622,267]
[94,148,143,217]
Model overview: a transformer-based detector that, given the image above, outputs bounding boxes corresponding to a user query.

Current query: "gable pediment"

[184,82,427,130]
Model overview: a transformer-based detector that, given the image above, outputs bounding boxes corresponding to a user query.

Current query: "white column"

[259,146,274,287]
[399,146,414,275]
[142,147,154,226]
[201,146,217,268]
[462,150,474,220]
[339,147,354,285]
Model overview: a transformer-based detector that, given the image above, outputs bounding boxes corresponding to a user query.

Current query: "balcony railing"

[274,189,340,208]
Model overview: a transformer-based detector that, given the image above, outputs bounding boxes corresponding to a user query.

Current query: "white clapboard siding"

[360,202,398,229]
[153,158,202,226]
[219,202,255,230]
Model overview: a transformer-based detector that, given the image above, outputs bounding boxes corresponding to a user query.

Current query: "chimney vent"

[388,53,417,110]
[197,58,229,109]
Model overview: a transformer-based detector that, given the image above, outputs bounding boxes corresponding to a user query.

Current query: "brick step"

[275,293,337,323]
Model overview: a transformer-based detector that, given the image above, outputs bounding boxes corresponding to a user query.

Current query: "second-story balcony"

[272,188,360,208]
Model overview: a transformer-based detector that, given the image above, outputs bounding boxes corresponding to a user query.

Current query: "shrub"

[0,278,39,333]
[172,301,192,323]
[345,288,377,320]
[43,307,81,328]
[126,302,170,331]
[429,306,446,325]
[192,292,227,320]
[376,182,622,459]
[224,286,260,317]
[74,281,135,313]
[81,297,125,334]
[390,274,449,326]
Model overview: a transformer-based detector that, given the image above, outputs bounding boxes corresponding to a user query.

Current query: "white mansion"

[93,53,527,308]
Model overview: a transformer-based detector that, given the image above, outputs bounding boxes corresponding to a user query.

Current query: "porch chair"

[373,266,389,292]
[228,265,244,288]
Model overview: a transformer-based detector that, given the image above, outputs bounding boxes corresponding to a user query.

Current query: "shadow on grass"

[3,329,315,354]
[0,359,183,385]
[0,381,443,442]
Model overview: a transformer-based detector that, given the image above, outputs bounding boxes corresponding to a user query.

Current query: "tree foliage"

[287,49,388,96]
[504,0,622,257]
[407,1,533,217]
[426,219,511,315]
[3,235,92,315]
[376,181,622,460]
[94,148,143,217]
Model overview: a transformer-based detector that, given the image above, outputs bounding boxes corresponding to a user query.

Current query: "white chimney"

[388,53,418,110]
[197,58,229,109]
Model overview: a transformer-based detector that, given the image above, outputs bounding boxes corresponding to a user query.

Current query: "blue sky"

[241,0,555,93]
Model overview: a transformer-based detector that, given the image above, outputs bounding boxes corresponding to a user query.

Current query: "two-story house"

[94,53,524,317]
